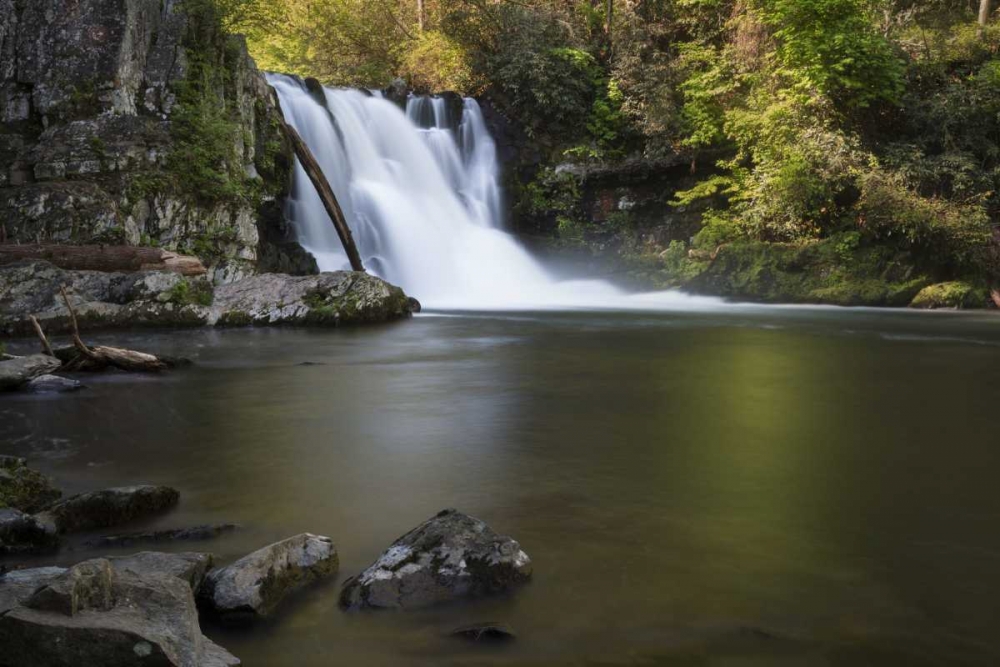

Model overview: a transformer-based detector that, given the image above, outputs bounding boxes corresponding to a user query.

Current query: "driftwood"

[0,244,206,276]
[53,286,172,373]
[272,94,366,272]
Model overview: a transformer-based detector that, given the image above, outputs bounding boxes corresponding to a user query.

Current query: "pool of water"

[3,306,1000,666]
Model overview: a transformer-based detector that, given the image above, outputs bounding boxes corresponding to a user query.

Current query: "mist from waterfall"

[267,74,721,310]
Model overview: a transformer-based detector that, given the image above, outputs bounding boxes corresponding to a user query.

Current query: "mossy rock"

[909,281,988,309]
[0,457,61,513]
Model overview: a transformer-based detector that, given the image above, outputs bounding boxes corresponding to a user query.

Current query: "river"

[3,306,999,666]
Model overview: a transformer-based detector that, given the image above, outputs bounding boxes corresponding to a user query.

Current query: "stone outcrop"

[198,533,338,620]
[0,0,308,280]
[0,557,240,667]
[0,353,61,391]
[212,271,415,326]
[340,509,532,611]
[0,456,61,512]
[0,261,416,334]
[37,484,180,533]
[110,551,214,593]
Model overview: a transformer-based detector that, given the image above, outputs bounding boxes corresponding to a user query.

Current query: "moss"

[217,311,253,327]
[909,281,988,309]
[166,278,214,307]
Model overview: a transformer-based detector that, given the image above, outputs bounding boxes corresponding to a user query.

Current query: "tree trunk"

[980,0,992,34]
[417,0,425,31]
[606,0,613,48]
[0,245,206,275]
[273,97,366,273]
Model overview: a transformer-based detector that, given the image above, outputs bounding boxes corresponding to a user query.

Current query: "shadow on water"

[3,307,1000,666]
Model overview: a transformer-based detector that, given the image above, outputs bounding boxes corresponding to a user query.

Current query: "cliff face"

[0,0,314,281]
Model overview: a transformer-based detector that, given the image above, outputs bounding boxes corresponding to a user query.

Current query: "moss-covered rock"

[909,281,988,309]
[0,457,61,513]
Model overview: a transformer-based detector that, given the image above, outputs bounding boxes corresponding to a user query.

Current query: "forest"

[207,0,1000,307]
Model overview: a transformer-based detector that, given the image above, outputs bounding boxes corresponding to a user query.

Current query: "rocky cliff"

[0,0,314,282]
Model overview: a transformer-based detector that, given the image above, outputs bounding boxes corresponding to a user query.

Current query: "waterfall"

[267,74,719,310]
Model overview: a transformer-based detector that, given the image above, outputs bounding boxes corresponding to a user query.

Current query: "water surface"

[3,307,1000,666]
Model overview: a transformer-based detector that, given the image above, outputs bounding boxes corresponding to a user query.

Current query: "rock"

[21,374,84,393]
[212,271,416,326]
[0,564,241,666]
[339,509,532,611]
[37,485,180,533]
[0,354,61,391]
[909,281,987,309]
[86,523,239,549]
[0,567,67,614]
[25,558,115,616]
[0,508,60,554]
[110,552,214,593]
[0,456,61,512]
[450,622,516,642]
[199,533,338,620]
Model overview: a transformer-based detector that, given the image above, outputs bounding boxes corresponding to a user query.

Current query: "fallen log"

[0,244,206,276]
[55,286,173,373]
[272,93,366,273]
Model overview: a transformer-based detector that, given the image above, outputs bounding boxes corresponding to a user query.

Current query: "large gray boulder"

[0,354,61,391]
[340,509,532,611]
[0,456,61,512]
[0,560,240,667]
[0,508,59,554]
[37,485,180,533]
[212,271,416,326]
[111,551,214,593]
[199,533,338,620]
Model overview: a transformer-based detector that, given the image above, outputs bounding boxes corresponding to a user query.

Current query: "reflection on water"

[3,307,1000,666]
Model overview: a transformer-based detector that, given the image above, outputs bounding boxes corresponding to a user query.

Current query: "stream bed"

[3,306,1000,666]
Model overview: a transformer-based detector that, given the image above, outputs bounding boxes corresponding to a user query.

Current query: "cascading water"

[268,74,719,310]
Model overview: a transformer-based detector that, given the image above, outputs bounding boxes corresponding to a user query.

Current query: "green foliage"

[402,31,475,93]
[167,279,215,307]
[910,281,988,309]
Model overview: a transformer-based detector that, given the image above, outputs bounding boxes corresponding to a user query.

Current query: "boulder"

[0,456,61,512]
[22,374,84,393]
[212,271,415,326]
[0,508,60,554]
[0,564,240,667]
[25,559,115,616]
[909,281,987,309]
[199,533,338,620]
[339,509,532,611]
[86,523,239,549]
[111,551,214,593]
[0,354,61,391]
[37,485,180,533]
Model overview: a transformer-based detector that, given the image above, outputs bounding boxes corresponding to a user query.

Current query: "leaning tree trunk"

[272,95,366,273]
[0,245,206,276]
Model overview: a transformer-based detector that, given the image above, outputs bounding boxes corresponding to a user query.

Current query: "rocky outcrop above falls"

[0,0,309,280]
[0,261,416,335]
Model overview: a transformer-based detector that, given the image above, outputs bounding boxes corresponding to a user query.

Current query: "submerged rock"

[0,354,61,391]
[340,509,532,611]
[212,271,415,326]
[198,533,338,620]
[37,484,180,533]
[0,508,59,554]
[450,622,517,642]
[0,561,240,667]
[86,523,239,549]
[21,374,84,393]
[0,456,61,512]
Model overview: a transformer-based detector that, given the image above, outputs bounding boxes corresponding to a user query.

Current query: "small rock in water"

[22,374,84,393]
[450,622,516,642]
[198,533,338,620]
[339,508,532,611]
[0,355,62,391]
[0,508,60,555]
[0,457,62,512]
[37,485,180,533]
[85,523,240,549]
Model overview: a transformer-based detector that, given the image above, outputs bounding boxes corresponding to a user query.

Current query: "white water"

[268,74,722,311]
